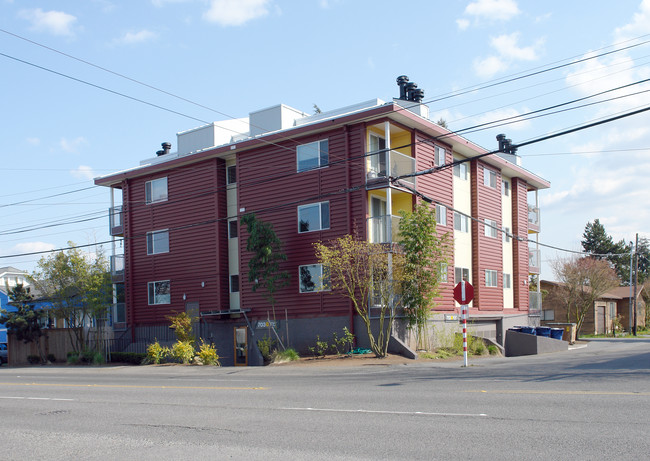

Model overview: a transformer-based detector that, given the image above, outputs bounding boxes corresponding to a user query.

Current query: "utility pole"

[629,242,634,332]
[633,233,639,336]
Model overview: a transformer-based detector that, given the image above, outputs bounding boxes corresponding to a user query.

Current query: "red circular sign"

[453,281,474,304]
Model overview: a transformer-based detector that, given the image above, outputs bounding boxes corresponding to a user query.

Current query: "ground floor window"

[299,264,330,293]
[148,280,170,305]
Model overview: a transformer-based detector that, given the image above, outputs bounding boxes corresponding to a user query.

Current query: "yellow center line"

[466,389,650,396]
[0,382,266,391]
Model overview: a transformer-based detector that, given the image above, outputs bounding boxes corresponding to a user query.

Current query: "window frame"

[485,269,498,287]
[299,264,330,293]
[484,219,498,238]
[226,165,237,185]
[454,212,469,233]
[148,280,170,305]
[503,226,511,243]
[228,220,238,239]
[230,274,240,293]
[146,229,170,255]
[297,139,329,173]
[503,273,511,289]
[453,161,468,180]
[436,204,447,226]
[440,262,448,283]
[483,167,497,188]
[298,201,330,233]
[435,146,446,166]
[502,179,510,196]
[455,267,470,284]
[145,177,168,204]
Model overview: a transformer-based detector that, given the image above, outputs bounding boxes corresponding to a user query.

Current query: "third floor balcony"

[366,150,416,190]
[528,205,540,233]
[110,206,124,236]
[110,254,124,283]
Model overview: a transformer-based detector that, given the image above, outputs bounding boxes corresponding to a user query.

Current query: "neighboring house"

[0,266,30,291]
[0,288,10,343]
[607,286,646,331]
[540,280,643,335]
[95,76,550,365]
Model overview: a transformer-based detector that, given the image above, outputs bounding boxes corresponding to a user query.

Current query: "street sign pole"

[461,282,468,367]
[454,280,473,368]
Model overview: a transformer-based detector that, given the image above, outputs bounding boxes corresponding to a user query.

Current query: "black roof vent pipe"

[156,150,165,156]
[162,142,172,155]
[396,75,410,100]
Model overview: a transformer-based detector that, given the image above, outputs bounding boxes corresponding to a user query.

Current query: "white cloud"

[615,0,650,42]
[13,242,56,254]
[203,0,270,26]
[114,29,158,45]
[70,165,96,180]
[60,137,88,153]
[151,0,192,6]
[456,18,470,31]
[473,55,507,78]
[464,0,520,22]
[18,8,77,37]
[473,33,543,77]
[26,137,40,146]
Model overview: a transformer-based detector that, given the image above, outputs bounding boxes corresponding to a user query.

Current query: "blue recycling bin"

[550,328,564,340]
[520,326,536,335]
[536,326,551,337]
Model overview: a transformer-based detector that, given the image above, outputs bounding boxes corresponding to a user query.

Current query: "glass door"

[234,326,248,366]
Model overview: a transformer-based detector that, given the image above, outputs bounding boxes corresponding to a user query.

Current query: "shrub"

[257,336,275,362]
[170,340,195,364]
[167,312,195,344]
[145,340,169,365]
[80,349,96,364]
[488,345,499,355]
[46,354,56,363]
[109,352,146,365]
[92,352,105,365]
[196,340,220,366]
[67,353,80,365]
[27,355,41,365]
[272,348,299,363]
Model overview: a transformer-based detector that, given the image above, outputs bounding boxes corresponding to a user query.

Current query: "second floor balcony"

[368,214,402,244]
[529,248,540,274]
[110,254,125,283]
[110,206,124,236]
[366,150,416,189]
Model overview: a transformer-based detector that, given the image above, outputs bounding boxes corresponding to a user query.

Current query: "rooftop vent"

[396,75,424,103]
[156,142,172,156]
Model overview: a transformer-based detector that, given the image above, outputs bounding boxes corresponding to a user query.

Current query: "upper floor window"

[453,161,468,180]
[298,201,330,233]
[483,167,497,188]
[436,204,447,226]
[435,146,446,166]
[146,229,169,255]
[455,267,470,283]
[226,165,237,185]
[503,226,511,243]
[484,219,498,238]
[148,280,170,305]
[297,139,328,173]
[228,220,238,239]
[230,274,240,293]
[485,270,498,287]
[145,177,168,204]
[299,264,330,293]
[503,273,512,289]
[502,179,510,196]
[454,212,469,233]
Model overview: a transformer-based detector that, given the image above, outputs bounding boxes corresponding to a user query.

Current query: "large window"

[148,280,170,305]
[454,212,469,233]
[298,201,330,233]
[297,139,329,173]
[436,204,447,226]
[453,161,468,180]
[299,264,330,293]
[146,230,169,255]
[145,177,168,204]
[455,267,470,283]
[485,270,498,287]
[435,146,446,166]
[483,167,497,188]
[484,219,498,238]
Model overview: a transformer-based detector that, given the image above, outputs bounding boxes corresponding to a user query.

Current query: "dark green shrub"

[27,355,41,364]
[109,352,146,365]
[46,354,56,363]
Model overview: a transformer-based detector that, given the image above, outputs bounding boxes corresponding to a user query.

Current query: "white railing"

[366,150,415,187]
[528,205,540,230]
[529,248,540,273]
[109,206,123,235]
[110,254,124,277]
[368,215,402,243]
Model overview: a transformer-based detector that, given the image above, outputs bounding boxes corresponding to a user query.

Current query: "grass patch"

[272,348,300,363]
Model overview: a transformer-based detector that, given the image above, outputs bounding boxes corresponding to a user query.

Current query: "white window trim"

[453,161,468,180]
[440,262,448,283]
[503,273,511,289]
[228,220,238,239]
[455,267,470,284]
[299,264,330,293]
[485,270,498,287]
[297,139,329,173]
[146,229,170,255]
[483,167,497,189]
[435,146,446,166]
[436,204,447,226]
[298,201,330,233]
[502,179,510,196]
[503,226,511,243]
[148,280,170,305]
[454,212,469,233]
[484,219,498,238]
[145,177,168,204]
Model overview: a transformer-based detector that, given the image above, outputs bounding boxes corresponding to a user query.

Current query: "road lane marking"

[468,390,650,396]
[281,407,487,417]
[0,382,266,391]
[0,396,75,401]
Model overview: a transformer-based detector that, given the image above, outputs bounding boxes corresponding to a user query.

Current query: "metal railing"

[367,214,402,243]
[109,206,123,235]
[529,248,541,274]
[528,205,540,231]
[366,150,415,187]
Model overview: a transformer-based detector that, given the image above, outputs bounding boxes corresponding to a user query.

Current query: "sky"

[1,0,650,281]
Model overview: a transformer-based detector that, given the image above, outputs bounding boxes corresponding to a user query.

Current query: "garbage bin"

[520,326,536,335]
[550,328,564,340]
[536,326,551,337]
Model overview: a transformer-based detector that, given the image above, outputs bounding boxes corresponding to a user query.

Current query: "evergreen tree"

[0,284,47,362]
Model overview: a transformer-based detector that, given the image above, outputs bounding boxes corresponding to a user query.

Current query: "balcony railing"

[366,150,415,188]
[110,254,124,282]
[109,206,124,236]
[529,248,540,274]
[529,291,542,317]
[368,214,402,244]
[528,205,540,233]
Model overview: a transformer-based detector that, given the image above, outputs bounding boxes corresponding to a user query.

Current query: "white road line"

[280,407,487,417]
[0,396,75,401]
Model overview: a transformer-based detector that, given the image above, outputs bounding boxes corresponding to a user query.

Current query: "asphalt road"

[1,338,649,460]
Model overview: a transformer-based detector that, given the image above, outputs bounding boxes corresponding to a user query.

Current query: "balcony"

[110,254,124,283]
[529,248,540,274]
[366,150,416,190]
[528,205,540,233]
[113,302,126,329]
[529,291,542,317]
[368,214,402,244]
[110,206,124,236]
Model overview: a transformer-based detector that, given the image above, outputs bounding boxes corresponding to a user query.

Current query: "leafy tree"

[167,312,196,344]
[0,284,47,362]
[32,242,112,353]
[398,202,448,350]
[314,234,405,358]
[241,214,290,322]
[551,257,620,336]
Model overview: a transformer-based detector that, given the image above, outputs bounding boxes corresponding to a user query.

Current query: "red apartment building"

[96,77,550,365]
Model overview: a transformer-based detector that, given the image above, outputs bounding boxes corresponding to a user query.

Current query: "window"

[436,204,447,226]
[440,262,448,283]
[485,270,498,287]
[148,280,170,305]
[483,167,497,188]
[454,212,469,232]
[435,146,446,166]
[609,301,616,319]
[297,139,329,172]
[299,264,330,293]
[230,275,239,293]
[226,165,236,184]
[146,230,169,255]
[503,273,511,289]
[502,179,510,196]
[368,134,387,177]
[453,161,468,180]
[228,220,238,239]
[145,177,168,204]
[455,267,470,283]
[503,226,511,243]
[298,201,330,233]
[542,310,555,321]
[484,219,498,238]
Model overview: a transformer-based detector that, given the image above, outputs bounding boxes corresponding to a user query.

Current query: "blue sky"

[1,0,650,281]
